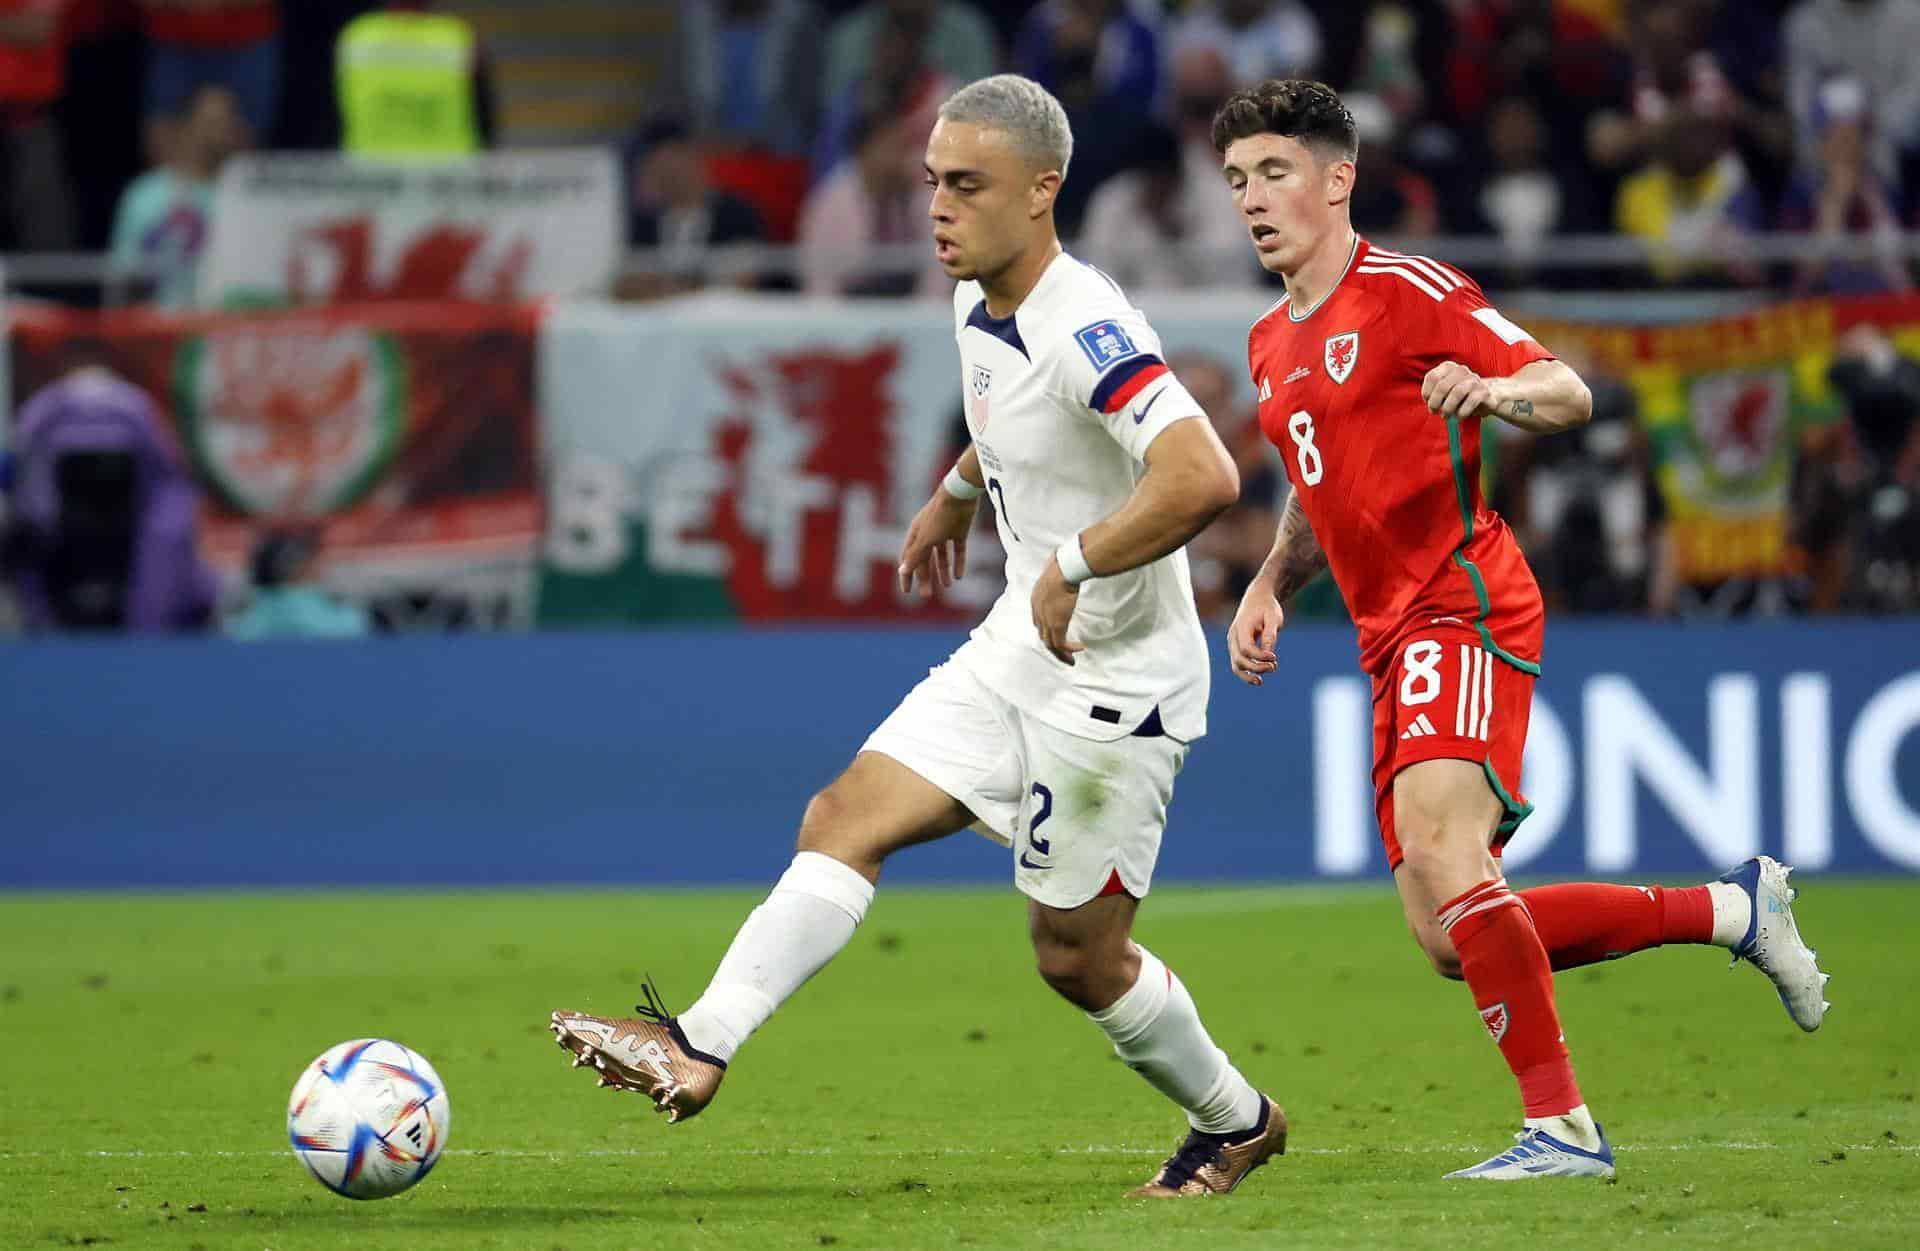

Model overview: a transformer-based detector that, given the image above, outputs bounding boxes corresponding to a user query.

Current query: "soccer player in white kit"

[550,75,1288,1198]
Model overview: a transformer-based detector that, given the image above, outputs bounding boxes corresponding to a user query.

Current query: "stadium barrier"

[2,621,1914,888]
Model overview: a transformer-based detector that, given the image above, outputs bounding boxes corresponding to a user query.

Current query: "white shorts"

[860,660,1188,910]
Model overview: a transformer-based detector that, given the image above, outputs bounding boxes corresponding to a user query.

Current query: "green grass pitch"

[3,880,1916,1250]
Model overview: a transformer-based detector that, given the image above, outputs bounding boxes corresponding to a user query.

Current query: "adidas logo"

[1285,366,1311,384]
[1400,714,1439,740]
[1258,376,1272,402]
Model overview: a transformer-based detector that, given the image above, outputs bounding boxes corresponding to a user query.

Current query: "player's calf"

[1029,891,1140,1011]
[1403,907,1465,980]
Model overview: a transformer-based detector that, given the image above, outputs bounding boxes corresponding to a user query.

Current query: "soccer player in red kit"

[1213,80,1831,1180]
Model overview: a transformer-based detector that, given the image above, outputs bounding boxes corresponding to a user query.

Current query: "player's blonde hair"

[938,74,1074,182]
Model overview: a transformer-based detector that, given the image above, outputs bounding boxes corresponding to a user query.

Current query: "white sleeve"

[1052,307,1205,461]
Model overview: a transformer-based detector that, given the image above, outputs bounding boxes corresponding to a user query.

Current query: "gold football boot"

[1127,1095,1288,1197]
[550,979,726,1123]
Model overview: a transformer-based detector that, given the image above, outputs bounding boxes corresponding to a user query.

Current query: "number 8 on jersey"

[1286,410,1322,485]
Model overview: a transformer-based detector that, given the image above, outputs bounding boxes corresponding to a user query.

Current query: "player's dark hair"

[1210,79,1357,164]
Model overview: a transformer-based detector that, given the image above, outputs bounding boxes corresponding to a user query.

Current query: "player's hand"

[897,489,975,599]
[1422,361,1492,420]
[1227,581,1283,686]
[1031,558,1086,666]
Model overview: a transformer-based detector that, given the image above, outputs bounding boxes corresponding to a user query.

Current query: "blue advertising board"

[2,622,1915,888]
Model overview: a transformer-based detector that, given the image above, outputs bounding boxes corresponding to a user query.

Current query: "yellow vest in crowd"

[338,12,479,158]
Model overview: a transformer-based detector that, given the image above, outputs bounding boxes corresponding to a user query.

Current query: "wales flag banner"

[8,303,543,626]
[534,296,990,625]
[1527,295,1920,591]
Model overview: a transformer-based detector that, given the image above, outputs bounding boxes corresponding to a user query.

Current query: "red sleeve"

[1440,281,1556,379]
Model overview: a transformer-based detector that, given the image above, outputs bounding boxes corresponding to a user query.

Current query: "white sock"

[1525,1103,1602,1152]
[1706,881,1753,948]
[1087,946,1264,1136]
[677,851,874,1064]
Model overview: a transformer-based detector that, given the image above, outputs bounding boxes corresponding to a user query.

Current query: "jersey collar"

[965,251,1072,360]
[1285,233,1363,324]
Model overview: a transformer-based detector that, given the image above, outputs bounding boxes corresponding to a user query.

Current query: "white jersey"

[949,252,1211,743]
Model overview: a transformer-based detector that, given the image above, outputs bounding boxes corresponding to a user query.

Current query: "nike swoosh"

[1132,387,1165,424]
[1018,853,1050,870]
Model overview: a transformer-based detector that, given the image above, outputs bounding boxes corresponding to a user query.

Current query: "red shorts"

[1371,625,1535,871]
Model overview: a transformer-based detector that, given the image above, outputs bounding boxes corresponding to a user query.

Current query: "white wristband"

[942,464,984,501]
[1055,534,1095,585]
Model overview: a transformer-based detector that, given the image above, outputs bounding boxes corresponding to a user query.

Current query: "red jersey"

[1249,237,1554,677]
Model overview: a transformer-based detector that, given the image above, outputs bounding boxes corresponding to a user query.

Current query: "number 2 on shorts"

[1028,782,1053,853]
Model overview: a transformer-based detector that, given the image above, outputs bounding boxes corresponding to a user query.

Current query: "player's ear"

[1325,156,1356,209]
[1029,170,1062,219]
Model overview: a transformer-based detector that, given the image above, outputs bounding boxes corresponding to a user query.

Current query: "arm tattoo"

[1259,490,1328,604]
[1505,397,1535,422]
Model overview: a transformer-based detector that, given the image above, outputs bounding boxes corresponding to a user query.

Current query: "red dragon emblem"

[1479,1001,1509,1043]
[1324,332,1359,384]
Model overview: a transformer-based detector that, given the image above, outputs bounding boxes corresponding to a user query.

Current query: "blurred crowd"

[0,0,494,304]
[5,1,1918,297]
[627,0,1920,297]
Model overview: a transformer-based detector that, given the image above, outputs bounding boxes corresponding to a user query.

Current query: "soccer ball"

[287,1038,450,1199]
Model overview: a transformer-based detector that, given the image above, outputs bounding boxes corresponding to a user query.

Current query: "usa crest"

[969,364,993,429]
[1324,332,1359,385]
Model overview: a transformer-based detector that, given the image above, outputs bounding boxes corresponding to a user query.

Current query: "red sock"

[1518,883,1715,971]
[1439,879,1583,1118]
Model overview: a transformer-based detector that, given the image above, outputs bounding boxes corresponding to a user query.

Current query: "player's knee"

[1394,823,1479,888]
[1034,933,1137,1009]
[1032,938,1099,1004]
[1392,829,1447,885]
[796,786,864,860]
[1032,939,1087,994]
